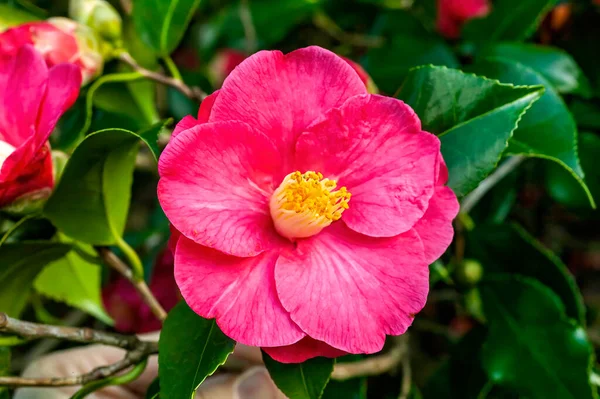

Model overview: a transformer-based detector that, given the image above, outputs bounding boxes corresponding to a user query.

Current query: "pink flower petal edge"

[263,337,347,364]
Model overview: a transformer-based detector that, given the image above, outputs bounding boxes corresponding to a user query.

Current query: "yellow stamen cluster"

[270,171,351,239]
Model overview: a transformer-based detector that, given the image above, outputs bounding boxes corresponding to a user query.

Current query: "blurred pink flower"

[0,45,80,208]
[209,48,248,87]
[0,19,102,84]
[437,0,491,39]
[158,46,458,363]
[103,249,180,333]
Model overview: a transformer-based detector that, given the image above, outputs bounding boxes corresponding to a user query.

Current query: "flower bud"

[48,17,104,84]
[69,0,122,42]
[208,49,248,87]
[455,259,484,286]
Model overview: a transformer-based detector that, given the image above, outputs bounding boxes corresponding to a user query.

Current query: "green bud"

[69,0,122,41]
[455,259,484,286]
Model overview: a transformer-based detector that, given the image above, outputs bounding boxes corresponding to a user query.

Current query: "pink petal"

[170,115,198,140]
[295,94,439,237]
[175,236,305,346]
[413,186,459,264]
[0,45,48,146]
[158,121,283,257]
[36,63,81,144]
[209,46,367,166]
[167,224,181,254]
[275,223,429,354]
[263,337,347,364]
[197,89,219,123]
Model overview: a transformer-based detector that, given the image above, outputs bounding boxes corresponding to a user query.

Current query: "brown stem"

[118,52,207,101]
[239,0,258,53]
[97,247,167,322]
[0,313,158,388]
[331,335,407,381]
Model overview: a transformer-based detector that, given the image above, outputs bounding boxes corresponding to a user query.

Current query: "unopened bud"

[69,0,122,41]
[48,17,104,85]
[455,259,484,286]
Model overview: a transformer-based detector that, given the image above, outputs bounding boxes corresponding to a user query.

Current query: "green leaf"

[546,132,600,209]
[363,11,458,94]
[0,243,71,317]
[44,129,144,245]
[480,275,596,399]
[322,378,366,399]
[467,223,586,324]
[138,120,172,161]
[570,100,600,131]
[479,43,591,97]
[159,301,235,399]
[396,65,543,197]
[463,0,555,44]
[470,57,594,207]
[0,4,39,30]
[34,234,113,325]
[263,352,334,399]
[132,0,202,55]
[145,378,160,399]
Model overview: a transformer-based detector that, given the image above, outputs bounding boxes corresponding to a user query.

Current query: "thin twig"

[460,155,525,214]
[97,247,167,322]
[239,0,258,53]
[0,344,156,387]
[118,52,207,101]
[331,335,408,381]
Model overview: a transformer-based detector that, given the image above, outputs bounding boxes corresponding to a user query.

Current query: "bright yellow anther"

[270,171,351,240]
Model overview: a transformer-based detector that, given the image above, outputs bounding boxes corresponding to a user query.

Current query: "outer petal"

[209,46,367,164]
[0,45,47,146]
[175,236,304,346]
[263,337,347,364]
[413,186,459,264]
[295,94,439,237]
[158,121,283,257]
[170,115,198,140]
[275,223,429,354]
[36,63,81,141]
[197,89,219,123]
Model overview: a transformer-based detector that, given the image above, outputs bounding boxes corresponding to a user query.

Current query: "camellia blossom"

[0,45,80,208]
[0,18,103,84]
[158,46,458,363]
[437,0,491,39]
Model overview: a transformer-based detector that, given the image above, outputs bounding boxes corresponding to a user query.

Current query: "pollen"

[270,171,351,240]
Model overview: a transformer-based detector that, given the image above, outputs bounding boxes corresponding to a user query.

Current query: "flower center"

[270,171,351,240]
[0,140,16,171]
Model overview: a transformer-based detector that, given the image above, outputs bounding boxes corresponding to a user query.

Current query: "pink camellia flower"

[437,0,491,39]
[158,46,458,363]
[103,249,180,333]
[0,18,102,84]
[0,45,80,208]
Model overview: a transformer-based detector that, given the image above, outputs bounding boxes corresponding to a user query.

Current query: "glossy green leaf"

[145,378,160,399]
[44,129,145,245]
[470,57,594,207]
[396,65,543,197]
[480,276,596,399]
[363,11,458,94]
[546,133,600,209]
[467,223,585,324]
[479,43,591,96]
[463,0,555,44]
[263,352,334,399]
[34,235,112,325]
[159,301,235,399]
[132,0,202,55]
[0,243,71,317]
[0,4,38,30]
[322,378,366,399]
